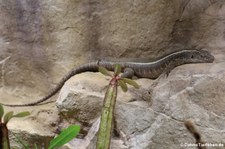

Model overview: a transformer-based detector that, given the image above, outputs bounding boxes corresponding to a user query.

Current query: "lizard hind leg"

[120,68,134,78]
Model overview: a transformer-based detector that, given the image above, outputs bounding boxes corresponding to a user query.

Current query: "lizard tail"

[2,62,99,107]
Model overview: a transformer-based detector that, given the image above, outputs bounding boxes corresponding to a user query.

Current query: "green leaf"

[98,66,112,77]
[118,80,128,92]
[48,125,80,149]
[121,78,140,89]
[3,111,14,124]
[114,64,121,76]
[0,104,4,120]
[13,111,30,118]
[34,143,38,149]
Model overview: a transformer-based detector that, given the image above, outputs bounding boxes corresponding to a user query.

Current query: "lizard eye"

[191,55,194,58]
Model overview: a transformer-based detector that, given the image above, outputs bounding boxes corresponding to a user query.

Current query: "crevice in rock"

[0,56,10,87]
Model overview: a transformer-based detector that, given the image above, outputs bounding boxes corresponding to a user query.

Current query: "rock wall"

[1,0,225,148]
[1,0,224,101]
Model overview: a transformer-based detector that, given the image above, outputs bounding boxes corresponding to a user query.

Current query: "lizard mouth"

[199,50,215,63]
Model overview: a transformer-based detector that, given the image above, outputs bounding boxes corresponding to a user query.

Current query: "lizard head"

[187,50,214,63]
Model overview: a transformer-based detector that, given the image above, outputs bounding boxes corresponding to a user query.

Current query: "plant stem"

[96,82,117,149]
[0,123,10,149]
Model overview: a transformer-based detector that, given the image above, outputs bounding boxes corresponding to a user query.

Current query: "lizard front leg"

[121,68,134,78]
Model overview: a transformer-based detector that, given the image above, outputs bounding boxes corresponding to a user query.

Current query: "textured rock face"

[1,0,225,103]
[56,62,225,149]
[56,72,153,123]
[0,0,225,149]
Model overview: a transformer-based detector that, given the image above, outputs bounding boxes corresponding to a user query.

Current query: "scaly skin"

[2,49,214,107]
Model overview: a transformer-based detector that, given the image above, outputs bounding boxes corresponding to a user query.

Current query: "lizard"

[1,49,214,107]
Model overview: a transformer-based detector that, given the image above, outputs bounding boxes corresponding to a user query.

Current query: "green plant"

[48,125,80,149]
[0,104,30,149]
[1,65,138,149]
[11,124,80,149]
[0,103,80,149]
[96,64,139,149]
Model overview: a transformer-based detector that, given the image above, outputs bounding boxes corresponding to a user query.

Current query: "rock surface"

[5,104,58,148]
[56,62,225,149]
[0,0,225,149]
[0,0,225,103]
